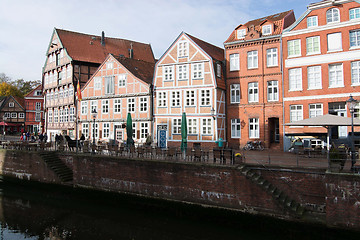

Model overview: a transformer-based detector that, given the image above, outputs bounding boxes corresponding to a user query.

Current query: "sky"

[0,0,310,82]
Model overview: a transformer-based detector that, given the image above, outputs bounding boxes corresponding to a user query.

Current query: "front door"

[338,111,348,138]
[157,125,168,148]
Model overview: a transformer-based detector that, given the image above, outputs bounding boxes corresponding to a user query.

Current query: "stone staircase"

[39,151,73,183]
[237,164,306,217]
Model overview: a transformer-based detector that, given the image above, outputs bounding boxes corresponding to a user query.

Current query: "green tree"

[0,82,23,98]
[0,73,41,97]
[13,79,41,96]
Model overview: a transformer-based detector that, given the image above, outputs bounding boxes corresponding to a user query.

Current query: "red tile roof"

[56,29,155,64]
[24,84,42,98]
[224,10,294,43]
[114,55,156,85]
[12,96,25,109]
[186,33,224,61]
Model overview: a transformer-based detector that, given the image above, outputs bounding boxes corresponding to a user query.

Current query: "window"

[171,91,181,107]
[132,123,136,139]
[327,8,339,23]
[351,61,360,85]
[309,104,323,118]
[103,123,110,138]
[262,25,272,35]
[70,107,75,122]
[58,71,62,84]
[116,129,123,141]
[69,85,74,96]
[128,98,135,113]
[249,118,259,138]
[266,48,278,67]
[94,77,101,90]
[82,123,89,138]
[105,76,115,95]
[67,66,71,79]
[329,64,344,87]
[288,39,301,57]
[192,63,203,79]
[350,8,360,20]
[102,100,109,114]
[306,36,320,54]
[290,105,303,122]
[114,99,121,113]
[64,87,68,98]
[59,88,63,99]
[90,101,97,113]
[237,29,246,39]
[59,109,63,123]
[217,63,221,78]
[106,62,113,69]
[202,118,212,135]
[35,90,42,96]
[230,84,240,103]
[157,92,167,107]
[350,30,360,48]
[9,102,14,107]
[11,112,17,118]
[307,16,318,27]
[118,74,127,87]
[248,82,258,103]
[231,119,241,138]
[35,112,41,122]
[54,109,58,123]
[185,90,196,106]
[64,108,68,122]
[178,41,188,57]
[229,54,240,71]
[163,66,174,81]
[267,81,278,101]
[308,66,322,89]
[4,112,10,119]
[93,123,99,139]
[140,97,147,112]
[172,118,181,134]
[289,68,302,91]
[48,110,52,123]
[247,51,258,69]
[327,32,342,51]
[177,65,188,81]
[200,90,211,106]
[140,122,149,139]
[19,112,25,118]
[81,101,88,115]
[36,102,42,111]
[188,118,198,134]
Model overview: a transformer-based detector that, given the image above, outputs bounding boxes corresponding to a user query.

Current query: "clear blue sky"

[0,0,310,82]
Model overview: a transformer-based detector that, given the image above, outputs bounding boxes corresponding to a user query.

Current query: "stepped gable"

[56,28,155,64]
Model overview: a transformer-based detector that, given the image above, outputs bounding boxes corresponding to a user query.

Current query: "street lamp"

[91,109,97,154]
[346,95,358,170]
[210,107,216,120]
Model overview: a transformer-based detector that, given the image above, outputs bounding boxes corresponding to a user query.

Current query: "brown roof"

[186,33,224,61]
[114,55,156,85]
[11,96,25,109]
[24,84,42,98]
[224,10,294,43]
[56,29,155,64]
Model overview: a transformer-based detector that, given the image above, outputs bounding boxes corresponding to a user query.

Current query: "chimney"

[129,43,133,58]
[101,31,105,46]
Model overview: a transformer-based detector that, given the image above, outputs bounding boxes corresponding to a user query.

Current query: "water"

[0,180,357,240]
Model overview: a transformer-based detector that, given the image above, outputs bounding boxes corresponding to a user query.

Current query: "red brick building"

[24,84,44,134]
[282,0,360,150]
[224,10,295,149]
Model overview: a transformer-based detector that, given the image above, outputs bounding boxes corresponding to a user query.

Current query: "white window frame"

[157,92,167,107]
[35,102,41,110]
[102,99,109,114]
[82,123,89,138]
[114,99,121,113]
[81,101,88,115]
[106,62,114,69]
[290,105,303,122]
[132,123,136,139]
[188,118,198,135]
[327,8,340,23]
[306,36,320,55]
[230,84,240,104]
[307,16,318,28]
[163,66,174,81]
[247,51,258,69]
[351,61,360,85]
[177,64,188,81]
[237,29,246,39]
[35,112,41,122]
[327,32,342,52]
[70,107,75,122]
[171,91,181,107]
[54,109,58,123]
[200,89,211,106]
[288,39,301,57]
[309,104,323,118]
[262,25,272,35]
[103,122,110,139]
[185,90,196,107]
[267,80,278,102]
[140,97,147,112]
[94,77,101,90]
[48,110,53,123]
[19,112,25,119]
[289,68,302,91]
[248,82,258,103]
[307,66,322,90]
[350,8,360,20]
[178,41,188,58]
[4,112,10,118]
[249,118,259,139]
[229,53,240,71]
[350,30,360,48]
[90,101,97,113]
[329,64,344,88]
[172,118,181,134]
[140,122,149,139]
[192,63,203,79]
[118,74,127,87]
[105,76,115,95]
[231,119,241,138]
[64,108,68,122]
[266,48,278,67]
[128,98,135,113]
[201,118,212,135]
[11,112,17,118]
[9,102,14,107]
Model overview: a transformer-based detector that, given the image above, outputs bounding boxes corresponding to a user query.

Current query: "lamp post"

[346,95,358,170]
[91,109,97,154]
[2,116,6,140]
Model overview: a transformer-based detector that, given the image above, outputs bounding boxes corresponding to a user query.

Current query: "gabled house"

[153,32,225,148]
[224,10,295,150]
[282,0,360,150]
[78,54,155,143]
[24,84,44,134]
[42,28,155,141]
[0,96,26,135]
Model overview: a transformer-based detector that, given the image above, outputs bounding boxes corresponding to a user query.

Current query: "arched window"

[327,8,340,23]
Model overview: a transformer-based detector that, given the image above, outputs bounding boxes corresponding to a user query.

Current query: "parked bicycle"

[243,140,265,151]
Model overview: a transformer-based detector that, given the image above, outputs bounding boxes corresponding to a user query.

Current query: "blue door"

[158,130,167,148]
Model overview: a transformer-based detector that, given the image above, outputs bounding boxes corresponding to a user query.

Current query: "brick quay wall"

[0,149,359,231]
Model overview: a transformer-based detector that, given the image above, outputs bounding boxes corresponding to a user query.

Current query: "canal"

[0,179,357,240]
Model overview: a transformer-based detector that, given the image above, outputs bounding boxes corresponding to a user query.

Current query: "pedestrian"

[44,132,48,142]
[39,133,44,142]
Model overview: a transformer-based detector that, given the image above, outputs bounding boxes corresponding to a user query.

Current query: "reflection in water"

[0,180,357,240]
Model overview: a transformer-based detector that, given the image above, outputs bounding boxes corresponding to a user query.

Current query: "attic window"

[35,90,42,96]
[178,41,188,58]
[106,62,114,69]
[237,29,246,39]
[262,25,272,35]
[9,102,14,107]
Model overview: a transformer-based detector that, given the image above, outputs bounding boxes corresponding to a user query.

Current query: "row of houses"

[42,0,360,150]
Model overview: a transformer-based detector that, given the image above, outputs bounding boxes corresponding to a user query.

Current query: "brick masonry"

[0,149,360,231]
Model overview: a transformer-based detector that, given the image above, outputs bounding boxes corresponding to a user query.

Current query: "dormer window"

[307,16,318,28]
[350,8,360,20]
[9,102,14,107]
[327,8,340,23]
[237,29,246,39]
[106,62,113,69]
[178,41,188,58]
[262,25,272,35]
[35,90,42,96]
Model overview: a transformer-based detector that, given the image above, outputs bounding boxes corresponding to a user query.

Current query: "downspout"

[280,36,286,152]
[262,40,266,147]
[223,48,228,147]
[150,84,154,142]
